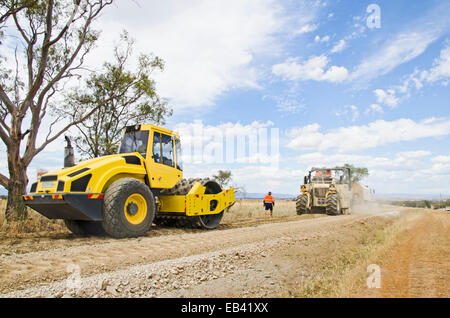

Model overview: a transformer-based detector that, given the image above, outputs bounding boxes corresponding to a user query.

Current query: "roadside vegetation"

[293,211,423,297]
[222,199,307,222]
[389,199,449,209]
[0,200,66,237]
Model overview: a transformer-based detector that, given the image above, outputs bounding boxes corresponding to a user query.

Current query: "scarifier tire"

[326,193,342,216]
[296,195,309,215]
[64,220,106,236]
[102,178,156,238]
[155,178,225,229]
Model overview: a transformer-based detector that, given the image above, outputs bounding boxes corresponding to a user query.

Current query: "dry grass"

[295,210,423,297]
[0,200,67,238]
[224,199,295,221]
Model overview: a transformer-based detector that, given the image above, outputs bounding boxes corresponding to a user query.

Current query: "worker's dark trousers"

[264,203,273,211]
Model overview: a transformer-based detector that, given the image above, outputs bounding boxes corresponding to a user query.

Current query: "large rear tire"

[326,193,342,216]
[296,195,309,215]
[64,220,106,236]
[102,178,156,238]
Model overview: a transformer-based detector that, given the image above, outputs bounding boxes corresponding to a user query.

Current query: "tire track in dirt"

[0,213,370,294]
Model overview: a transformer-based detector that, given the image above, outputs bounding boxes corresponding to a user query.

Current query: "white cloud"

[419,155,450,179]
[394,70,424,96]
[182,163,304,194]
[295,23,317,35]
[92,0,290,110]
[350,3,450,82]
[350,31,440,81]
[231,165,303,185]
[396,151,432,159]
[336,105,360,122]
[272,55,348,83]
[421,44,450,84]
[369,43,450,110]
[314,35,330,43]
[330,39,346,53]
[286,118,450,153]
[176,120,275,138]
[296,152,428,172]
[174,120,279,165]
[272,97,305,114]
[373,89,399,108]
[365,104,384,115]
[432,155,450,164]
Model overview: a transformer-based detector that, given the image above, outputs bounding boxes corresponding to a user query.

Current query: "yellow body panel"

[158,183,235,216]
[31,153,148,194]
[145,126,182,189]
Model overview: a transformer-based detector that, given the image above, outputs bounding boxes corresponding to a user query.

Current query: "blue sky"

[1,0,450,197]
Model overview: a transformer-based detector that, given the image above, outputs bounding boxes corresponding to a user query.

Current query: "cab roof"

[310,167,350,172]
[124,124,180,138]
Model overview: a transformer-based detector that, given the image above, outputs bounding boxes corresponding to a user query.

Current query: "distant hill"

[376,193,447,200]
[235,192,296,200]
[235,191,447,201]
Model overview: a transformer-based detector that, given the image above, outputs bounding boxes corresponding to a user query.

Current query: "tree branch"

[23,1,113,163]
[0,123,11,147]
[27,94,114,164]
[12,9,30,45]
[47,0,81,47]
[0,84,16,114]
[19,0,54,114]
[0,1,30,25]
[0,172,9,189]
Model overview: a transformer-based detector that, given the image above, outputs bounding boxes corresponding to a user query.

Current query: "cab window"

[119,131,149,158]
[175,137,183,171]
[152,132,162,163]
[161,134,174,167]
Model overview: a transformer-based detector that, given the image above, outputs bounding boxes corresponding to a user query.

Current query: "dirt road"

[359,211,450,298]
[0,205,448,298]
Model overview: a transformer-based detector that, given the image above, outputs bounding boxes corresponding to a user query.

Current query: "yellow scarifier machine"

[23,124,235,238]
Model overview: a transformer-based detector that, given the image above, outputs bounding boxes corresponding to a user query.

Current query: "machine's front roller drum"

[102,178,156,238]
[156,178,226,229]
[198,211,225,229]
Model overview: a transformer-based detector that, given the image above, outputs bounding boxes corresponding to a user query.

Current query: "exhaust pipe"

[64,136,75,168]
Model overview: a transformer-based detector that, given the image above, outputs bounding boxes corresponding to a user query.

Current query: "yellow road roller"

[23,124,235,238]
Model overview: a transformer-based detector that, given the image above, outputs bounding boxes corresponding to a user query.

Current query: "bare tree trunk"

[5,141,28,221]
[0,0,114,222]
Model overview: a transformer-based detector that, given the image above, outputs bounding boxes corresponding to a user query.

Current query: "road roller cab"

[23,124,235,238]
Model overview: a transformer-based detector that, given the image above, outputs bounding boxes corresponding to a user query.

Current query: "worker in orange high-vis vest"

[263,192,275,217]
